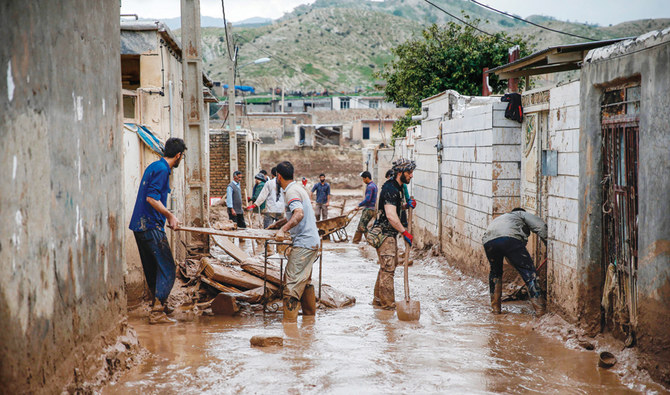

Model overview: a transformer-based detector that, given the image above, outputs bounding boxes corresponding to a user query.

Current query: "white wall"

[545,81,581,315]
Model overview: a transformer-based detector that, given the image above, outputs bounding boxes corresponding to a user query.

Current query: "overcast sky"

[120,0,670,26]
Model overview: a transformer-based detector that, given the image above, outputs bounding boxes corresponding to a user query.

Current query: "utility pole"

[281,82,285,112]
[225,21,238,178]
[180,0,209,238]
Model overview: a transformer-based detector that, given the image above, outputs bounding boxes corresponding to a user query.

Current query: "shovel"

[397,208,420,321]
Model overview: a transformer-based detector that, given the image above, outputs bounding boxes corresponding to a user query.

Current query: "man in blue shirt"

[310,173,331,221]
[353,171,378,244]
[226,170,246,228]
[129,137,186,324]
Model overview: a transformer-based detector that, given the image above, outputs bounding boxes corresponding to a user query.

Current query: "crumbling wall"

[0,1,127,393]
[580,30,670,385]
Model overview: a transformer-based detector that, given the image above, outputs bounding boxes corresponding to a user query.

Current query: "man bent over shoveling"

[274,161,320,321]
[369,159,417,309]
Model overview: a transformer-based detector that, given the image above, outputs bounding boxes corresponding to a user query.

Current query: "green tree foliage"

[377,17,531,140]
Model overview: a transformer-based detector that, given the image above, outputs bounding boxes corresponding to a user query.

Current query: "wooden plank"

[178,226,282,240]
[241,262,282,286]
[212,235,251,263]
[200,276,243,293]
[201,258,278,291]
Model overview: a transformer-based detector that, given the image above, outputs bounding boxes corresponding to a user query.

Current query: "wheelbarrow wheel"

[334,228,348,243]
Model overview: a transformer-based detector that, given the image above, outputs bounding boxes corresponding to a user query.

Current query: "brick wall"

[209,131,249,200]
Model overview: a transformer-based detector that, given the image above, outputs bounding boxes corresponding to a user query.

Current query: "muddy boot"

[149,311,176,324]
[300,285,317,316]
[490,278,502,314]
[352,231,363,244]
[283,296,300,322]
[151,298,164,313]
[529,295,546,316]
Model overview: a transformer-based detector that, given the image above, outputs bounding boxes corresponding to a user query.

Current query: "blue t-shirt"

[129,158,171,232]
[311,182,331,204]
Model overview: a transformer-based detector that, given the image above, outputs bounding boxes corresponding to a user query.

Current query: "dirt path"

[104,219,667,394]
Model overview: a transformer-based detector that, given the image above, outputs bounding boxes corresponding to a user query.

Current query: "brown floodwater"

[105,228,667,394]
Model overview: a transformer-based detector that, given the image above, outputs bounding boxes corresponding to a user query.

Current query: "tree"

[377,17,531,140]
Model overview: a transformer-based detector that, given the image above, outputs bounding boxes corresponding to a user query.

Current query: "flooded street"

[105,224,664,394]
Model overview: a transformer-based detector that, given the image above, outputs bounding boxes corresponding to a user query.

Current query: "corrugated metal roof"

[488,38,632,78]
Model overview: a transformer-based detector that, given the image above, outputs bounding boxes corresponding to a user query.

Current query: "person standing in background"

[311,173,331,221]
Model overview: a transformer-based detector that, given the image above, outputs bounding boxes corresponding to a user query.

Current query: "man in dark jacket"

[226,170,246,228]
[482,208,547,315]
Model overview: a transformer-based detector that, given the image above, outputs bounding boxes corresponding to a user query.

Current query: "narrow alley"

[104,223,663,394]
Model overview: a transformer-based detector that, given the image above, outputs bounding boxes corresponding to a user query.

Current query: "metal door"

[600,84,640,340]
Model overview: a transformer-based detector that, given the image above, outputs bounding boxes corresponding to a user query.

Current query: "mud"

[104,214,669,394]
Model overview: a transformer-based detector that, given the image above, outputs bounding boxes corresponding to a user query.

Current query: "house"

[0,2,128,393]
[294,124,343,147]
[406,29,670,386]
[120,21,217,304]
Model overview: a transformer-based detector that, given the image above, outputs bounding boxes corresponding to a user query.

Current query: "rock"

[211,293,239,316]
[578,339,595,350]
[319,284,356,308]
[250,335,283,347]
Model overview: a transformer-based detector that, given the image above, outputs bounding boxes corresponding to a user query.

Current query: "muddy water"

[106,234,661,394]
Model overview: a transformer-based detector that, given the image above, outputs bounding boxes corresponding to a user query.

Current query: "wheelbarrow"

[316,208,359,242]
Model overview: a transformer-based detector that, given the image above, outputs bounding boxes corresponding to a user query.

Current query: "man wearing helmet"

[371,158,417,309]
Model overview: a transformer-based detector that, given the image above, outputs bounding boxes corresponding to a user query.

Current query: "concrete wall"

[121,28,187,306]
[580,30,670,385]
[545,81,581,320]
[411,91,521,277]
[0,1,126,393]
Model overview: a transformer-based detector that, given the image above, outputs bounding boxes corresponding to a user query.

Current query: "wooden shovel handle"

[403,208,413,302]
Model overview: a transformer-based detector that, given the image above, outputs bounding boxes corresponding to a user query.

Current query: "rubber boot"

[352,231,363,244]
[300,284,317,316]
[529,295,546,316]
[490,278,502,314]
[151,298,163,313]
[283,296,300,322]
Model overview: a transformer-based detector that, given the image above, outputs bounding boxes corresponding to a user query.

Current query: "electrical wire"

[468,0,598,41]
[421,0,516,44]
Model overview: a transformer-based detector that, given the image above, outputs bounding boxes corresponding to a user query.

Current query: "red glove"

[402,230,413,246]
[246,204,256,211]
[407,198,417,209]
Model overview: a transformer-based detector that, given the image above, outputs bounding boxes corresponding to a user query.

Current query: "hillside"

[195,0,670,92]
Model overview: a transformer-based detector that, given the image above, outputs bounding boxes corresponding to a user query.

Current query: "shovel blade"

[397,299,421,321]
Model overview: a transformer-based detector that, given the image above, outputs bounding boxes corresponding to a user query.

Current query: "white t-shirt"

[283,181,320,249]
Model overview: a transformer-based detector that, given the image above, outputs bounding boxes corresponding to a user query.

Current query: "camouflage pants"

[284,246,319,300]
[373,236,398,309]
[356,208,377,233]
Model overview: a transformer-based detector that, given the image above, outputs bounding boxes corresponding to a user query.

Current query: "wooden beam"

[497,63,580,79]
[546,51,584,64]
[178,226,281,241]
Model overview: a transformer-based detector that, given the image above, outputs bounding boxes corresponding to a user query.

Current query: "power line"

[421,0,515,45]
[468,0,598,41]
